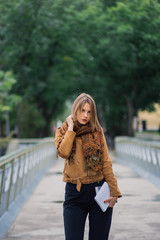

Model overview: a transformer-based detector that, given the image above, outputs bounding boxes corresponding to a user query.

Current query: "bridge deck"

[2,152,160,240]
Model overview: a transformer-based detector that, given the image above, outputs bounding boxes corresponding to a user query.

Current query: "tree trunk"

[17,103,21,138]
[41,123,51,137]
[126,99,134,137]
[0,118,4,137]
[40,109,53,137]
[6,111,10,137]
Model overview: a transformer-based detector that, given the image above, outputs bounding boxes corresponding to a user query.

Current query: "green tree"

[0,70,21,136]
[19,100,46,138]
[95,0,160,136]
[1,0,160,138]
[1,0,91,136]
[70,0,160,136]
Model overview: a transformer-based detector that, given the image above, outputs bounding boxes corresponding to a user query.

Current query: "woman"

[55,93,122,240]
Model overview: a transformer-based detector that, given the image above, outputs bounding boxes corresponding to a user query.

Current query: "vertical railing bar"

[6,159,14,210]
[0,166,5,205]
[13,157,20,201]
[20,155,25,194]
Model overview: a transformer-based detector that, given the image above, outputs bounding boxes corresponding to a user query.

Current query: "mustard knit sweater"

[55,128,122,198]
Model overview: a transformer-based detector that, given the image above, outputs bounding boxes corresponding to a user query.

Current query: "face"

[76,102,91,125]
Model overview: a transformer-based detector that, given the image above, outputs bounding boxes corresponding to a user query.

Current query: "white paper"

[94,181,110,212]
[95,186,101,194]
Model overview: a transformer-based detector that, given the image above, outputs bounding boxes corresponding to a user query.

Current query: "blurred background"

[0,0,160,155]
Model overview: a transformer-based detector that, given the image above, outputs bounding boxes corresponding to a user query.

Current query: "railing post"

[0,167,4,205]
[0,166,5,217]
[6,160,14,210]
[13,158,19,201]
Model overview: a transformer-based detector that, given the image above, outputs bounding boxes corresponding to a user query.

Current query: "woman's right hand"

[66,115,74,131]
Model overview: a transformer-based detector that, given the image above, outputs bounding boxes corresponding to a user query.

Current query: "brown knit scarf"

[57,121,104,174]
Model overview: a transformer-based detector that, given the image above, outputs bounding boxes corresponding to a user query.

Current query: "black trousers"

[63,179,113,240]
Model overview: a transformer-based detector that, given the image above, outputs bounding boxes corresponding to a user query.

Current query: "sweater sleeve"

[101,131,122,198]
[55,128,76,159]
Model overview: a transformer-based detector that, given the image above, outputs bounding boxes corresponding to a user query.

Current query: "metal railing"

[115,137,160,185]
[0,139,55,218]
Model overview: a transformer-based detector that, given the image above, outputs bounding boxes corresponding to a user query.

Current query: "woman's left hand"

[104,196,118,207]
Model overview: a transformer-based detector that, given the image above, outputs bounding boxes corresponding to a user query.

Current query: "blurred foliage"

[94,0,160,136]
[0,130,17,156]
[0,70,21,137]
[0,0,160,138]
[0,70,21,113]
[19,100,46,138]
[0,138,8,156]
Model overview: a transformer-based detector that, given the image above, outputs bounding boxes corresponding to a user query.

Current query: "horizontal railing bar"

[0,139,54,167]
[115,137,160,149]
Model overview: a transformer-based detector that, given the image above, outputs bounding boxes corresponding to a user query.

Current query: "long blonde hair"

[71,93,101,132]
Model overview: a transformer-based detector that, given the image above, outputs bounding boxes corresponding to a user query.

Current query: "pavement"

[2,152,160,240]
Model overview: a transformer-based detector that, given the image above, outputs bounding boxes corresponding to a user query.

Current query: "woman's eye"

[82,109,85,112]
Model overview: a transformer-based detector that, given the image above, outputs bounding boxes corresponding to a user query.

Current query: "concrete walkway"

[3,152,160,240]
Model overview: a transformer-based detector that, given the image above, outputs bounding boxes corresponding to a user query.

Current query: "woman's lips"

[82,119,87,122]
